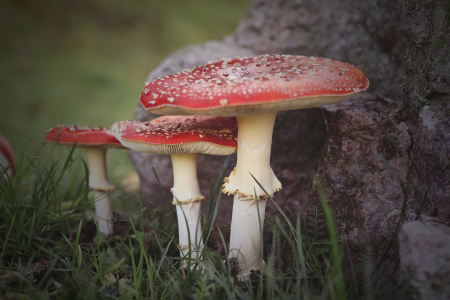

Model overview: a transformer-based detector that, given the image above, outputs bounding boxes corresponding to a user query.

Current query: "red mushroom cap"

[139,54,370,116]
[0,133,16,175]
[114,116,237,155]
[45,126,125,149]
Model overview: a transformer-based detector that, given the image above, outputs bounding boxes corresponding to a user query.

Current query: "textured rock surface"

[308,94,415,253]
[399,0,450,221]
[399,220,450,300]
[307,0,450,260]
[233,0,407,99]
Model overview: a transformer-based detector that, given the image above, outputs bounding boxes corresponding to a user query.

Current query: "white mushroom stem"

[226,112,281,277]
[0,152,13,179]
[229,194,267,279]
[171,153,205,263]
[85,148,114,236]
[223,112,281,197]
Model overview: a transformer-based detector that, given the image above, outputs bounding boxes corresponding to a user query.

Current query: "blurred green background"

[0,0,249,183]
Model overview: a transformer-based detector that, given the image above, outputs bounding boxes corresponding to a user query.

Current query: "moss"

[438,49,450,63]
[441,0,450,31]
[431,39,445,49]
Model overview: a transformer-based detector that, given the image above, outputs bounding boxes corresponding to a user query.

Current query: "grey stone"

[399,220,450,300]
[233,0,407,99]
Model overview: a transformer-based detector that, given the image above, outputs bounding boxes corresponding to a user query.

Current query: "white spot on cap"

[144,88,150,94]
[167,97,175,103]
[148,100,156,105]
[220,99,228,106]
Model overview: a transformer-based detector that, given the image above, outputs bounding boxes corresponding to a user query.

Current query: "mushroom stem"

[171,153,205,263]
[229,193,267,280]
[85,148,114,236]
[0,152,13,179]
[223,112,281,198]
[225,112,281,277]
[171,153,202,202]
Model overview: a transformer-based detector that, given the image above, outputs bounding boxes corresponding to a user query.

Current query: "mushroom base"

[92,190,114,236]
[229,193,267,279]
[176,202,204,266]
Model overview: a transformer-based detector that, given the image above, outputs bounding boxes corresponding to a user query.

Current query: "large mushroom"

[112,115,237,264]
[0,133,15,179]
[45,126,125,236]
[138,54,369,277]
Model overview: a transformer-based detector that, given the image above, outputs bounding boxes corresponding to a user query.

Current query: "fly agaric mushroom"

[0,133,15,179]
[138,54,369,277]
[45,125,125,236]
[112,115,237,264]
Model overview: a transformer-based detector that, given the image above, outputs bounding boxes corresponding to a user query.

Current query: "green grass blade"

[316,183,347,300]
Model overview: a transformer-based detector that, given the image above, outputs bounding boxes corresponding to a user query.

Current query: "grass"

[0,143,413,299]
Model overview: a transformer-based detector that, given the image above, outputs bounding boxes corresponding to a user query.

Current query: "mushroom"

[112,116,237,265]
[45,125,125,236]
[138,54,369,277]
[0,133,15,179]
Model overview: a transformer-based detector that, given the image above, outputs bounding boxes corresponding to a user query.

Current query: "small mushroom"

[45,126,126,236]
[112,116,237,266]
[0,133,15,179]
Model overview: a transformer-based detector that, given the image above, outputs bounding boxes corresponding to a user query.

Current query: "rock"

[399,0,450,223]
[308,93,417,254]
[307,0,450,270]
[399,220,450,300]
[233,0,406,99]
